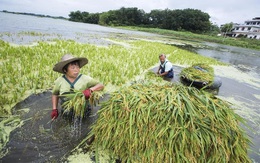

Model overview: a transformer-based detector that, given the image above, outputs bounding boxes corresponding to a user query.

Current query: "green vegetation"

[119,26,260,50]
[89,82,251,162]
[0,37,250,161]
[61,91,88,118]
[0,115,21,157]
[69,7,213,33]
[0,39,222,115]
[220,22,234,33]
[61,90,102,118]
[180,64,214,84]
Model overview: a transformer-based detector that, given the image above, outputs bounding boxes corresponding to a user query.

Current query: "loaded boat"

[180,64,222,89]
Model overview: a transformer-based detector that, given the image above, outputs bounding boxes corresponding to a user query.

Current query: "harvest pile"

[180,63,214,84]
[89,82,251,162]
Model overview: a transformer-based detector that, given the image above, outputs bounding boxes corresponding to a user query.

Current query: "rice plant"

[180,63,214,83]
[89,82,251,163]
[0,39,223,115]
[0,36,228,156]
[61,90,103,118]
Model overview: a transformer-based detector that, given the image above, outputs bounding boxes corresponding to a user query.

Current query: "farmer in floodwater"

[51,54,104,120]
[157,54,174,81]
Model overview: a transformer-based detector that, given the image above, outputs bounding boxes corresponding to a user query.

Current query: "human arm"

[159,71,169,76]
[83,82,104,99]
[89,83,104,92]
[157,66,161,74]
[52,95,59,110]
[51,78,61,119]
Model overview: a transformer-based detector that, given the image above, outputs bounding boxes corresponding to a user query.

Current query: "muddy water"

[1,91,105,162]
[197,42,260,77]
[185,44,260,161]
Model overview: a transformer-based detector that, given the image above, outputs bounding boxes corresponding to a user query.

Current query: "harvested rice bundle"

[61,90,103,118]
[180,63,214,84]
[89,82,250,163]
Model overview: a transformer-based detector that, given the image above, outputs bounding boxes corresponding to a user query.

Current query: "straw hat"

[53,54,88,73]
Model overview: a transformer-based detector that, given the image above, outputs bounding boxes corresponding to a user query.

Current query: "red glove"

[51,109,59,119]
[83,88,92,100]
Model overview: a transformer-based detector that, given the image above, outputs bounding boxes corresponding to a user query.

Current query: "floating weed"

[89,82,251,163]
[0,115,22,157]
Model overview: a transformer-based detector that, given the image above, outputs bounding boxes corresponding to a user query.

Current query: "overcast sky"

[0,0,259,26]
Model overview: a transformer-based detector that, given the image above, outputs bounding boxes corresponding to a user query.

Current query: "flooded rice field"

[0,12,259,162]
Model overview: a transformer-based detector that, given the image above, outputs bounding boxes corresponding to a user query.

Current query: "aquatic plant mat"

[89,82,251,162]
[180,63,214,84]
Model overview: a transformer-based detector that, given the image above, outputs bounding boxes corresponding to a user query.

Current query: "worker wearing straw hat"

[157,54,174,80]
[51,54,104,120]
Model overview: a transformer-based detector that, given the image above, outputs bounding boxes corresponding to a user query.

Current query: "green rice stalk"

[61,90,103,118]
[89,82,251,163]
[180,63,214,84]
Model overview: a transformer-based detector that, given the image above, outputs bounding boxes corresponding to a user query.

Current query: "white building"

[231,17,260,39]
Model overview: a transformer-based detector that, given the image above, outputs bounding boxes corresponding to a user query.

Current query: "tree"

[69,7,212,33]
[208,23,220,35]
[176,8,211,32]
[99,10,118,26]
[148,9,165,27]
[69,10,83,22]
[220,22,234,33]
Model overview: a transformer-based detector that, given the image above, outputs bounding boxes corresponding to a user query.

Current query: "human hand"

[83,88,92,100]
[51,109,59,119]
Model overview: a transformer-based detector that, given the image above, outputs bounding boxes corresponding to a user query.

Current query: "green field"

[118,26,260,50]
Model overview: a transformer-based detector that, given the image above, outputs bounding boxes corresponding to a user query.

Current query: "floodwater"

[0,12,158,46]
[0,12,260,162]
[1,91,103,162]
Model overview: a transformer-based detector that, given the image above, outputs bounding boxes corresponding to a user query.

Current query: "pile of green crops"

[89,82,250,162]
[180,63,214,84]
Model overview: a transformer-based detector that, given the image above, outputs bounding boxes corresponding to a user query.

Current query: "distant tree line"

[2,10,67,20]
[69,7,218,33]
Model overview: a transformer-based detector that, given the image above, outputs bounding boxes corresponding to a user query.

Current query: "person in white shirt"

[157,54,174,80]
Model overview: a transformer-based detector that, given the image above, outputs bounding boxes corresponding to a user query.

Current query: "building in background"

[231,17,260,39]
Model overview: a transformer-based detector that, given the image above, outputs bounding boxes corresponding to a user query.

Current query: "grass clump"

[89,82,251,163]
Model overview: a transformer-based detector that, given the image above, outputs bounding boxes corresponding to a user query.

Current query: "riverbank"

[117,26,260,50]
